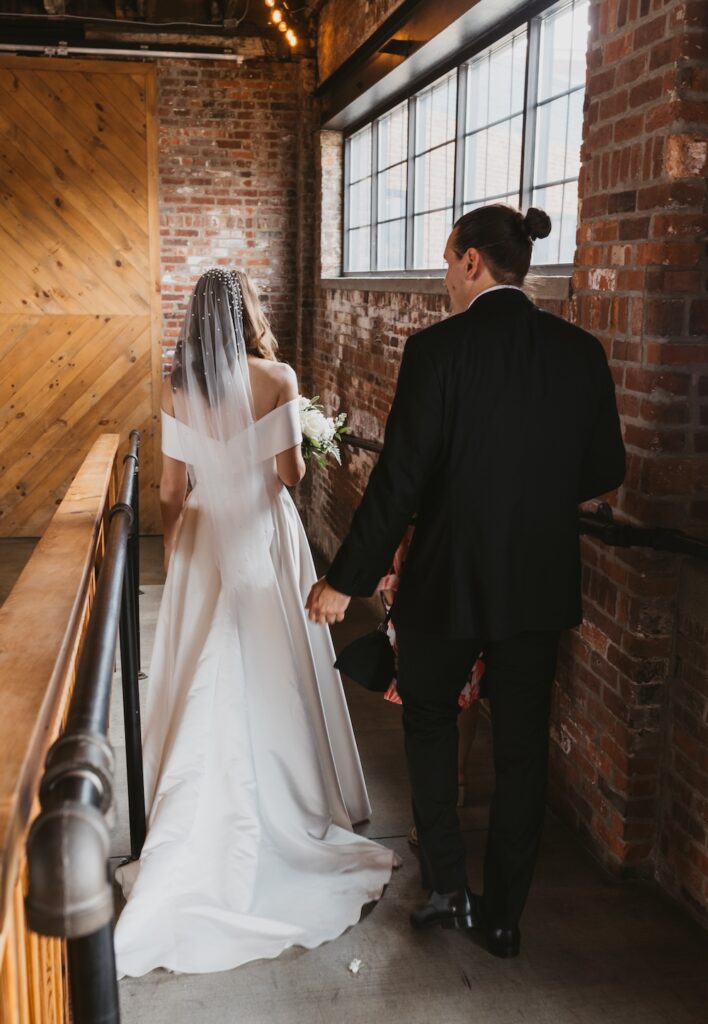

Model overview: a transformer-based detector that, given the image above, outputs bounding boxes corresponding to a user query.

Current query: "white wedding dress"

[113,399,396,977]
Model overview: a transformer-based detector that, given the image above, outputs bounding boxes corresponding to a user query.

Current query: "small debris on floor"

[347,958,362,975]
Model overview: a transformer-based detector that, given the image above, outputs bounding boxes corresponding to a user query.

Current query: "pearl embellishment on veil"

[203,267,244,325]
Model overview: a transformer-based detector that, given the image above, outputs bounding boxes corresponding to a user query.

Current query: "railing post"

[119,541,147,860]
[127,430,141,670]
[119,433,146,860]
[68,924,121,1024]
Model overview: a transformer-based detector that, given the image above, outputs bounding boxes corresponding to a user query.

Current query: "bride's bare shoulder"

[249,358,298,408]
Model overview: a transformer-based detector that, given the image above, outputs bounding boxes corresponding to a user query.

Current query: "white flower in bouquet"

[302,408,330,444]
[298,396,349,467]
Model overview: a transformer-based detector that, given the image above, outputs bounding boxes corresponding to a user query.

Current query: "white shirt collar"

[467,284,523,310]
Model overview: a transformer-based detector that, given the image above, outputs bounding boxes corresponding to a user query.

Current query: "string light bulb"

[266,1,298,47]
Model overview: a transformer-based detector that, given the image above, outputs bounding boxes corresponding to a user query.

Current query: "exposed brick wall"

[656,562,708,920]
[548,0,708,918]
[305,285,448,555]
[303,0,708,924]
[156,57,317,370]
[315,0,408,82]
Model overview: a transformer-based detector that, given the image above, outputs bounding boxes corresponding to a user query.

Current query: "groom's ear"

[465,247,482,279]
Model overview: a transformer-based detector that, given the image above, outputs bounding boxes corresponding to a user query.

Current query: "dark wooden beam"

[318,0,554,131]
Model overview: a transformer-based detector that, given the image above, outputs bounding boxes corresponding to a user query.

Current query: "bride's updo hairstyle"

[172,268,278,404]
[452,204,552,286]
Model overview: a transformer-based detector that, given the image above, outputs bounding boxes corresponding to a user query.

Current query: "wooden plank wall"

[0,434,120,1024]
[0,56,161,535]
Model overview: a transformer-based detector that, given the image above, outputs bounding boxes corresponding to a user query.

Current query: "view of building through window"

[344,0,589,273]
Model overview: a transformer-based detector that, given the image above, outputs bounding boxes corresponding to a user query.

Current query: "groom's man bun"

[522,208,552,241]
[452,203,552,287]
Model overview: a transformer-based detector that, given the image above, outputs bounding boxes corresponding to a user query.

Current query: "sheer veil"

[171,268,272,590]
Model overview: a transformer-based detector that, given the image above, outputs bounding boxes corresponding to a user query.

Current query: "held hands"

[306,577,351,625]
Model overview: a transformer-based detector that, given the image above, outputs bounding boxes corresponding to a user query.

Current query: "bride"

[113,268,396,977]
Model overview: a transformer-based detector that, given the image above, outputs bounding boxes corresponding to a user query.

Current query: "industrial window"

[343,0,589,273]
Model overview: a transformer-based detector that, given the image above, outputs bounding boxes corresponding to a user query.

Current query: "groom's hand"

[306,577,351,625]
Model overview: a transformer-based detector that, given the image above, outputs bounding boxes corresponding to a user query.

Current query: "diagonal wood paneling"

[0,56,161,535]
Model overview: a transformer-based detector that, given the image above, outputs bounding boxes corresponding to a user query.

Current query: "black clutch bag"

[334,605,394,693]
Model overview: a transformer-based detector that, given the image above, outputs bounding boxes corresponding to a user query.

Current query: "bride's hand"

[306,577,351,625]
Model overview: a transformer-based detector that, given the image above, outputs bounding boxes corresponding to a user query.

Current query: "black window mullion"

[370,122,379,272]
[453,64,467,222]
[521,16,541,210]
[405,96,416,271]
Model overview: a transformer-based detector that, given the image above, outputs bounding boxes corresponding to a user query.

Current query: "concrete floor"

[2,537,707,1023]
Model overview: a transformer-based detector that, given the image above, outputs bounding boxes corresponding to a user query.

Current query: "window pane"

[415,72,456,154]
[530,1,588,265]
[464,193,518,215]
[534,94,569,187]
[347,227,370,272]
[538,0,589,101]
[348,125,371,182]
[377,218,405,271]
[565,87,584,180]
[464,114,522,205]
[413,208,452,269]
[559,178,578,263]
[348,177,371,229]
[414,142,454,213]
[378,102,408,171]
[530,183,563,264]
[538,2,575,100]
[467,28,526,132]
[570,0,590,90]
[466,55,489,133]
[378,163,407,221]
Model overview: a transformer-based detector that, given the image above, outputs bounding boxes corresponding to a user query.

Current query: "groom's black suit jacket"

[326,288,626,641]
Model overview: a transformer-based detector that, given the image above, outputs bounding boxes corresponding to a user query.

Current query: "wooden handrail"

[0,434,120,1021]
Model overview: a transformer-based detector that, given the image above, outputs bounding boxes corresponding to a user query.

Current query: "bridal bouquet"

[299,396,349,466]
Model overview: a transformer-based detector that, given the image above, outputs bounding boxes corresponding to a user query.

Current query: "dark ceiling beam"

[318,0,554,131]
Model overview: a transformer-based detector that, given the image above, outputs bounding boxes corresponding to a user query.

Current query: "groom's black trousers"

[396,628,560,927]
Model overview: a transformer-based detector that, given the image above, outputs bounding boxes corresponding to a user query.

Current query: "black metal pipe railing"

[341,433,708,560]
[25,430,146,1024]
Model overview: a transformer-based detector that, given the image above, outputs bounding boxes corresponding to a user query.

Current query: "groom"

[307,204,625,958]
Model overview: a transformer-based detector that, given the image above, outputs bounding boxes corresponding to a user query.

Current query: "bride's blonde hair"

[235,271,279,361]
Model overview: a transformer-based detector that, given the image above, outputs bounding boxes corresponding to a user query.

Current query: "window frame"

[341,0,586,276]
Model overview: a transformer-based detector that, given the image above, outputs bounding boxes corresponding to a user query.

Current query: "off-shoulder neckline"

[161,396,301,428]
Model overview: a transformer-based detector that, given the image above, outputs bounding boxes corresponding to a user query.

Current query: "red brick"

[614,113,645,142]
[633,12,667,49]
[646,342,708,366]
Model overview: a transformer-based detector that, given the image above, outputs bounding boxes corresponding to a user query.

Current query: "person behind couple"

[113,267,397,978]
[307,203,626,959]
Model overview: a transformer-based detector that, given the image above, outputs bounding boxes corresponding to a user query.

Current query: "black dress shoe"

[410,887,480,931]
[486,925,521,958]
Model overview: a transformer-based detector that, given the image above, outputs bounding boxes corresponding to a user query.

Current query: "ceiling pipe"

[0,42,256,61]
